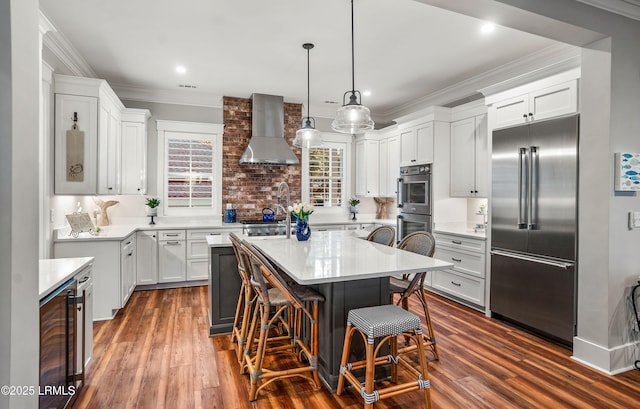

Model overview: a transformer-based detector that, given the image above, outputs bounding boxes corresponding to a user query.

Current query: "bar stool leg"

[336,324,355,395]
[418,289,439,360]
[364,339,376,409]
[415,332,432,409]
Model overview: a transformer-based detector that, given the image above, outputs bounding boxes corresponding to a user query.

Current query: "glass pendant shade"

[332,94,374,134]
[294,119,322,148]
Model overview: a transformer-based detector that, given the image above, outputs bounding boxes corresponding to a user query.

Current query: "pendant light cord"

[307,44,311,120]
[350,0,355,94]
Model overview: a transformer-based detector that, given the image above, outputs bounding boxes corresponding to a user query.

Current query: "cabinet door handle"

[152,235,156,238]
[451,281,462,287]
[128,252,133,257]
[451,257,462,262]
[208,233,221,236]
[451,240,462,245]
[125,241,132,245]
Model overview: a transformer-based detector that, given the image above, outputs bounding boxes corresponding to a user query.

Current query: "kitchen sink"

[241,220,291,237]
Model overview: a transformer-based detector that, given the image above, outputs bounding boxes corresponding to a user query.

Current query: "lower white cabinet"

[158,230,187,283]
[120,234,136,308]
[430,232,487,309]
[136,230,158,285]
[54,235,134,320]
[186,229,240,281]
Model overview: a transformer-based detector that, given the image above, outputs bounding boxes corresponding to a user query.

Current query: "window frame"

[156,120,223,217]
[301,132,353,216]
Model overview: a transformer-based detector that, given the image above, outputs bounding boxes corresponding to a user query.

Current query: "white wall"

[0,0,41,408]
[419,0,640,373]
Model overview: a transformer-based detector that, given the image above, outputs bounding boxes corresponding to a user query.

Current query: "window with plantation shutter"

[308,144,345,207]
[156,121,223,217]
[166,135,214,208]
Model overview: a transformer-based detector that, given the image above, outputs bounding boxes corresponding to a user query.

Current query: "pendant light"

[331,0,374,134]
[293,43,323,148]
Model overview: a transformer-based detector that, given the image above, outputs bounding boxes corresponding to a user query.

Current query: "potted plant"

[349,198,360,221]
[288,202,314,241]
[145,197,160,216]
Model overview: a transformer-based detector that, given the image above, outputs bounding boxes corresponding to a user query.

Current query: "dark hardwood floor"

[73,286,640,408]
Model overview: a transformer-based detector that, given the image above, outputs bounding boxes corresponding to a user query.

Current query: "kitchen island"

[208,230,452,389]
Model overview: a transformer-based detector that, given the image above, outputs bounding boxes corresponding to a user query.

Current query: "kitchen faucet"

[276,181,291,239]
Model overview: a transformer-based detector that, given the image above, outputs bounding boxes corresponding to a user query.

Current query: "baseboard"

[572,336,640,374]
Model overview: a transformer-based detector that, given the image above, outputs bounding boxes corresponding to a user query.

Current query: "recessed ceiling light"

[481,23,495,34]
[176,66,187,74]
[362,90,372,97]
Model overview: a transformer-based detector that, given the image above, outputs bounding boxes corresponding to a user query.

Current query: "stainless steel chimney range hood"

[239,93,300,165]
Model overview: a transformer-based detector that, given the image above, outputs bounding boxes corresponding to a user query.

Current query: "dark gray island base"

[208,246,242,335]
[310,277,391,391]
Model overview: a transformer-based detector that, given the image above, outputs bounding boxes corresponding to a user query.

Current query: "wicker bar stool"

[241,241,325,401]
[336,304,432,409]
[390,231,439,359]
[366,225,396,246]
[228,232,257,364]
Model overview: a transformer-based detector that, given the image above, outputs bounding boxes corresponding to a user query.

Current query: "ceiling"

[39,0,563,124]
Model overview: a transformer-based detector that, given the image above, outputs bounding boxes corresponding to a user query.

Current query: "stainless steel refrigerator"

[490,113,578,345]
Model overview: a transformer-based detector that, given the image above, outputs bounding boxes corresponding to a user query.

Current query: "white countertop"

[39,257,94,299]
[54,216,395,242]
[433,222,487,240]
[243,230,452,285]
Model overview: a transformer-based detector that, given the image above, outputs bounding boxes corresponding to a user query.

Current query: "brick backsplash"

[222,96,302,221]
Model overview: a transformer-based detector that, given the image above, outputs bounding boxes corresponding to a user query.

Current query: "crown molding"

[377,43,580,123]
[111,83,223,108]
[38,10,56,35]
[577,0,640,21]
[40,9,96,78]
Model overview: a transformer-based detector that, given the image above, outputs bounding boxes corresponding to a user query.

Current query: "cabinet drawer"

[433,247,484,278]
[187,240,210,259]
[187,229,239,240]
[434,233,486,253]
[121,234,136,252]
[187,259,209,281]
[158,230,186,241]
[432,270,485,306]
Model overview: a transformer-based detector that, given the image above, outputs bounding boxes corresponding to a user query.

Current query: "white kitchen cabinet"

[54,237,130,320]
[378,133,400,198]
[489,77,578,129]
[53,94,99,195]
[355,138,380,197]
[450,114,488,197]
[121,109,150,195]
[313,224,345,232]
[97,99,121,194]
[54,74,151,196]
[400,122,433,166]
[186,229,240,281]
[430,232,486,309]
[120,234,136,307]
[158,230,187,283]
[136,230,158,285]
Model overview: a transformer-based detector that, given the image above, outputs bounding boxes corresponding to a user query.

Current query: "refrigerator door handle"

[528,146,539,230]
[517,147,528,229]
[491,250,574,269]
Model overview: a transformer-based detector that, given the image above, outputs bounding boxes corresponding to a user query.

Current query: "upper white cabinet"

[54,74,150,196]
[98,97,121,194]
[121,109,151,195]
[450,108,488,198]
[400,122,433,166]
[485,69,579,130]
[54,94,99,195]
[355,137,380,197]
[377,131,400,198]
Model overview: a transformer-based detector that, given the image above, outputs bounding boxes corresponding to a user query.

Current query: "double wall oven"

[397,164,432,240]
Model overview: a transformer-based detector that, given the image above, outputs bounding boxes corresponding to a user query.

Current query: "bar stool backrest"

[396,231,436,295]
[229,232,252,285]
[366,225,396,246]
[241,241,303,309]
